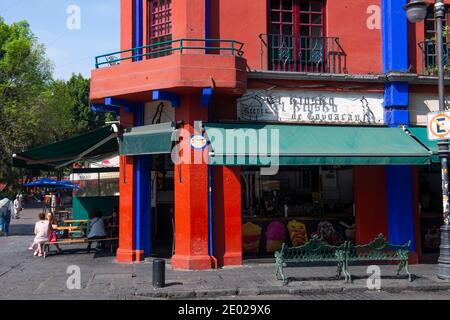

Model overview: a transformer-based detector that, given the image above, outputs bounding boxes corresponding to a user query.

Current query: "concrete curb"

[134,282,450,299]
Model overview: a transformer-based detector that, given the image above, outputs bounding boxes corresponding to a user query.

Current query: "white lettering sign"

[237,90,385,125]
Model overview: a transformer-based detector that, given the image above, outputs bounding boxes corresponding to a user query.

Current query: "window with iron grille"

[268,0,325,71]
[422,6,450,74]
[147,0,172,58]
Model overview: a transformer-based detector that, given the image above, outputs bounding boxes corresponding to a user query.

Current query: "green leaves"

[0,16,117,188]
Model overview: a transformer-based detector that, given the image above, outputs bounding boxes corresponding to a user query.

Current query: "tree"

[0,17,53,188]
[0,17,117,189]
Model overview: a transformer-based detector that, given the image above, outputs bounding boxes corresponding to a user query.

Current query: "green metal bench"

[275,236,348,285]
[344,234,412,282]
[275,234,412,285]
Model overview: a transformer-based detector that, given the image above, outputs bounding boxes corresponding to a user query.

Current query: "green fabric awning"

[13,126,118,171]
[205,123,433,166]
[406,127,442,163]
[119,122,176,156]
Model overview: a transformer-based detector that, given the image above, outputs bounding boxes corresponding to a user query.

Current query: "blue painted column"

[382,0,416,250]
[132,1,152,259]
[134,104,152,258]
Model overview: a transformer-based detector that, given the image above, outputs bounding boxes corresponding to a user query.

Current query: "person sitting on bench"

[86,208,107,253]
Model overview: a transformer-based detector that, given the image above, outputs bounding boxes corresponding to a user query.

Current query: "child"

[45,212,62,254]
[33,213,50,257]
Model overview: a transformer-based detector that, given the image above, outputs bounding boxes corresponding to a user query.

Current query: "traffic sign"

[427,111,450,141]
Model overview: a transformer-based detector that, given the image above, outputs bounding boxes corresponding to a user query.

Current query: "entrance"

[150,154,174,259]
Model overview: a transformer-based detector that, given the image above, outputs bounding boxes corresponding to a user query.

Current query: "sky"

[0,0,120,80]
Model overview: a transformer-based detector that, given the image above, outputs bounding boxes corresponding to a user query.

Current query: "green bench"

[275,236,348,285]
[344,234,412,282]
[275,234,412,285]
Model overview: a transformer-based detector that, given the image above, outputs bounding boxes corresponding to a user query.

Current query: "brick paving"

[1,207,450,300]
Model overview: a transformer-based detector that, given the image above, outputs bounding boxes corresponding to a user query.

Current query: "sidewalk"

[1,208,450,300]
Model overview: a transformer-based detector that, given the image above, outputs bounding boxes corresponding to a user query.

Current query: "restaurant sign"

[237,90,385,125]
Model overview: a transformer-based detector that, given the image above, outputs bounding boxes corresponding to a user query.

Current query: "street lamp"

[404,0,450,280]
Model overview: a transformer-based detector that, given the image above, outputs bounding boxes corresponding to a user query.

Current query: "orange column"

[213,166,242,267]
[171,94,211,270]
[116,108,142,263]
[354,166,389,244]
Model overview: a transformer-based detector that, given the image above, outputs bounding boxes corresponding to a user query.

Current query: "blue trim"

[152,90,180,108]
[206,87,213,258]
[205,0,210,54]
[91,104,120,115]
[382,0,408,72]
[386,166,416,251]
[134,0,143,61]
[201,88,213,108]
[384,82,409,109]
[133,104,152,257]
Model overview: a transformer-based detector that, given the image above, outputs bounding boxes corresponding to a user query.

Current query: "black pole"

[152,259,166,288]
[435,0,450,280]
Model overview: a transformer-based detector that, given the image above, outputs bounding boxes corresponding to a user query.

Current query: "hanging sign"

[427,111,450,141]
[237,89,385,125]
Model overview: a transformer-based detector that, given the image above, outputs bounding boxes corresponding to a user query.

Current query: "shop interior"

[418,164,444,259]
[241,166,355,257]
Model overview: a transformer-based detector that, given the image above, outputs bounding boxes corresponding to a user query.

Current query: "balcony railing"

[259,34,346,74]
[95,38,245,68]
[419,39,450,76]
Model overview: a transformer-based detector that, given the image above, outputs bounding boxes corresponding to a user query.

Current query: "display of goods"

[242,222,262,253]
[266,221,287,252]
[312,221,344,245]
[287,220,308,247]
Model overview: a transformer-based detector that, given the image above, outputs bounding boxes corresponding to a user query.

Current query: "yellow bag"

[287,220,308,247]
[242,222,262,253]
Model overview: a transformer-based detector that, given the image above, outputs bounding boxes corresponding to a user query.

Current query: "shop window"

[147,0,172,58]
[241,166,354,256]
[268,0,326,71]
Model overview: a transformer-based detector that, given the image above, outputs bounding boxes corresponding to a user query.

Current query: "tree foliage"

[0,17,116,188]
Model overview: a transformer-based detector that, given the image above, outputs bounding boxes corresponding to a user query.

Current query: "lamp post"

[404,0,450,280]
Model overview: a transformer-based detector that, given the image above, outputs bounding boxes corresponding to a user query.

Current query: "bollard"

[153,259,165,288]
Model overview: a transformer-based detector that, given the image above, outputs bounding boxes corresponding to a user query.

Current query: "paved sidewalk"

[1,207,450,300]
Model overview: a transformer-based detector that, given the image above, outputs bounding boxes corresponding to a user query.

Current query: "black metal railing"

[419,39,450,76]
[259,34,346,74]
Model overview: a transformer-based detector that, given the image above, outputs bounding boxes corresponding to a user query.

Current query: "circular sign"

[430,113,450,139]
[190,135,208,150]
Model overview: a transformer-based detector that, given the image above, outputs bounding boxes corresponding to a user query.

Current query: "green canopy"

[119,122,176,156]
[13,126,118,171]
[406,127,443,163]
[205,123,433,166]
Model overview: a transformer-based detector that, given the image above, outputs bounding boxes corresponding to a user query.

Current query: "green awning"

[406,127,443,163]
[119,122,176,156]
[205,123,433,166]
[13,126,118,171]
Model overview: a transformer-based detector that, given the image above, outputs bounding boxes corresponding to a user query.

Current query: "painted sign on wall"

[237,90,385,125]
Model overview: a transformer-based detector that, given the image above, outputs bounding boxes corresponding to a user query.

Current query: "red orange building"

[89,0,450,269]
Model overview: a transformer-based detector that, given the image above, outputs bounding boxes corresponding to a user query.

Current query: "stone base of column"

[116,248,144,263]
[437,224,450,280]
[223,252,242,266]
[171,254,212,270]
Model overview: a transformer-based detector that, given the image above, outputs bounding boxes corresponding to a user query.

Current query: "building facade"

[89,0,450,269]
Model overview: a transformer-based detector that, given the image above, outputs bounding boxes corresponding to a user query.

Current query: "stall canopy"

[119,122,176,156]
[23,178,82,190]
[205,123,433,166]
[405,127,442,164]
[13,126,118,171]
